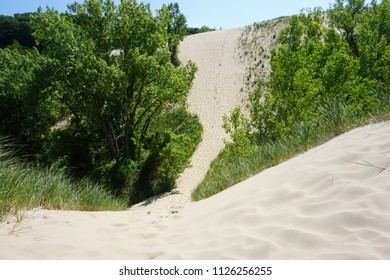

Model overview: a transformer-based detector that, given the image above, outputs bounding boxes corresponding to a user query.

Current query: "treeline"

[0,13,215,50]
[187,26,216,35]
[249,0,390,139]
[194,0,390,200]
[0,0,202,206]
[0,13,35,48]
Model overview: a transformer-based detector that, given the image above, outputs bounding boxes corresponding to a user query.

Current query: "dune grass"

[192,96,390,201]
[0,143,127,222]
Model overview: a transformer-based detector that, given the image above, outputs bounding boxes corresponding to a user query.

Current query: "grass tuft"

[0,141,127,222]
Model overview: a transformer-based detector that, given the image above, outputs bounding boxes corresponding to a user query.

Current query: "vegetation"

[193,0,390,201]
[187,26,216,35]
[0,11,214,51]
[0,0,201,221]
[162,4,216,65]
[238,17,289,98]
[0,140,127,222]
[164,2,188,66]
[0,13,35,49]
[0,44,60,156]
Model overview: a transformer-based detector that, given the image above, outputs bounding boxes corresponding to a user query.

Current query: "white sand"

[1,28,390,260]
[176,27,247,195]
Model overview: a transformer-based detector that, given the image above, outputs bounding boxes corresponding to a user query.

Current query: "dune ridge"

[1,27,390,260]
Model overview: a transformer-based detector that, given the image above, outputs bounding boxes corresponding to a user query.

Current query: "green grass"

[0,143,127,222]
[192,97,390,201]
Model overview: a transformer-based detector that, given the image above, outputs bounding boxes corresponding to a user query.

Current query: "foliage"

[133,108,202,203]
[222,107,252,157]
[193,0,390,201]
[26,0,198,202]
[250,1,390,140]
[0,140,127,222]
[0,13,35,49]
[329,0,365,57]
[0,0,200,210]
[160,2,188,66]
[0,44,61,155]
[187,26,216,35]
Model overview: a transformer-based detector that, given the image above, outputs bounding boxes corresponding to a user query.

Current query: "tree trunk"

[102,119,120,162]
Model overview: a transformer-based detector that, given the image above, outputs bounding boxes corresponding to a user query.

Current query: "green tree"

[0,44,58,154]
[161,2,187,66]
[187,26,216,35]
[244,1,390,143]
[358,0,390,85]
[0,14,35,49]
[31,0,197,199]
[330,0,366,56]
[250,11,326,138]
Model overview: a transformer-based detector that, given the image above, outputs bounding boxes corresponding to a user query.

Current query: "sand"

[176,27,247,194]
[1,27,390,260]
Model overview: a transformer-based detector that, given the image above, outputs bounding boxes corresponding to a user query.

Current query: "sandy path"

[128,28,247,216]
[176,27,246,194]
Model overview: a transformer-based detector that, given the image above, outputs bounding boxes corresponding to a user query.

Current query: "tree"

[357,0,390,85]
[251,12,326,138]
[247,7,365,139]
[0,14,35,49]
[187,26,216,35]
[244,1,390,143]
[0,44,57,154]
[330,0,366,56]
[31,0,197,199]
[161,2,187,66]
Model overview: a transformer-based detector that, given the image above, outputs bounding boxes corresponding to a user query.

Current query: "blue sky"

[1,0,336,29]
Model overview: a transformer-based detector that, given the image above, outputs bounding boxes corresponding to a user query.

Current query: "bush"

[131,108,202,203]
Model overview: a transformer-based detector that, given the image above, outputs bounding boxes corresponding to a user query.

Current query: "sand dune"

[1,27,390,260]
[126,28,247,217]
[158,122,390,259]
[176,27,246,195]
[2,121,390,259]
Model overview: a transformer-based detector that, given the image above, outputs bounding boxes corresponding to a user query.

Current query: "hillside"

[1,20,390,259]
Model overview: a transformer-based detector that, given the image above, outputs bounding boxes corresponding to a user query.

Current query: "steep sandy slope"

[176,28,247,195]
[2,26,390,260]
[120,28,248,217]
[2,122,390,259]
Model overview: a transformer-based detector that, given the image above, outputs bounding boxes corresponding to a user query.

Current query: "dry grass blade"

[346,152,386,175]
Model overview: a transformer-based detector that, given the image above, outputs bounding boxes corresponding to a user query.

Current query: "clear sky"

[1,0,336,29]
